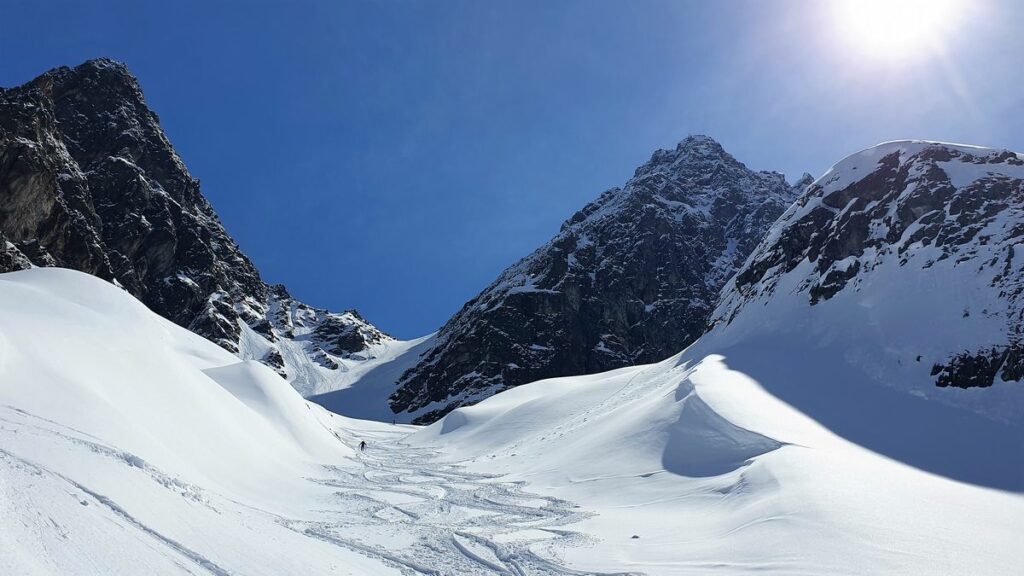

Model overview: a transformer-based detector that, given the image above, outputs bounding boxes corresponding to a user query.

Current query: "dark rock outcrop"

[392,136,807,422]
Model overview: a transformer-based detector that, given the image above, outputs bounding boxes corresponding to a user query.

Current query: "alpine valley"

[1,59,1022,576]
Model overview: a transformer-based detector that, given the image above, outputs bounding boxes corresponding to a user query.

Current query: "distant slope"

[309,334,436,422]
[393,136,810,422]
[0,58,391,396]
[234,283,404,397]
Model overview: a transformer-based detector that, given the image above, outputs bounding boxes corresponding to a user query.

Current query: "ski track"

[0,405,640,576]
[300,427,642,576]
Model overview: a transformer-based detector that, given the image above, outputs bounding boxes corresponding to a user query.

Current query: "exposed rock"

[0,231,32,272]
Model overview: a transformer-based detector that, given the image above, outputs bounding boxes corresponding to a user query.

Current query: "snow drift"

[0,268,399,575]
[0,268,643,575]
[413,346,1024,575]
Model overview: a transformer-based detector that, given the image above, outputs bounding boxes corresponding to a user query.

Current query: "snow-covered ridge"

[714,140,1024,422]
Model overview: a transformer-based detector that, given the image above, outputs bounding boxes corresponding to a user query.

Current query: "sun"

[836,0,960,58]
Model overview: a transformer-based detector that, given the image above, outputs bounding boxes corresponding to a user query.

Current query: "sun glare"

[836,0,960,59]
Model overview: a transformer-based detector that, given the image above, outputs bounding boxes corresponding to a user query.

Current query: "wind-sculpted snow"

[4,266,1024,574]
[393,136,810,422]
[416,349,1024,574]
[714,140,1024,423]
[0,268,645,575]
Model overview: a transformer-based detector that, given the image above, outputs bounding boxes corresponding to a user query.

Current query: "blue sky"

[2,0,1021,338]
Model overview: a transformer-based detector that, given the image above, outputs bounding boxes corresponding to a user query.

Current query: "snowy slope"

[0,268,401,574]
[0,268,655,575]
[309,334,436,422]
[234,283,412,399]
[412,347,1024,575]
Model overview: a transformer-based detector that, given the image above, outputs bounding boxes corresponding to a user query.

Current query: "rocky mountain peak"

[671,133,731,159]
[637,135,730,176]
[390,137,805,423]
[38,58,140,96]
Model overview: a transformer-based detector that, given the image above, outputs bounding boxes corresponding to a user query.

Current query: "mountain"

[713,140,1024,424]
[388,135,810,422]
[0,58,390,394]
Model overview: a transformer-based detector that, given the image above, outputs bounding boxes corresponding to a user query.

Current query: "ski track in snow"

[0,404,635,576]
[296,426,640,576]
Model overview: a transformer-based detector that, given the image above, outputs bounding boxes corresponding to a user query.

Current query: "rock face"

[392,136,808,422]
[0,58,389,385]
[713,140,1024,422]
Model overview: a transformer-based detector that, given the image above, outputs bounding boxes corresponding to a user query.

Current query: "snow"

[0,269,407,574]
[815,139,1022,195]
[0,268,638,575]
[4,258,1023,574]
[718,140,1024,424]
[938,156,1024,188]
[413,348,1024,575]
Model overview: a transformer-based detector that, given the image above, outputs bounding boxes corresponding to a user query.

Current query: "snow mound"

[413,350,1024,575]
[662,375,783,477]
[422,358,784,480]
[0,268,349,493]
[202,361,348,460]
[0,268,399,574]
